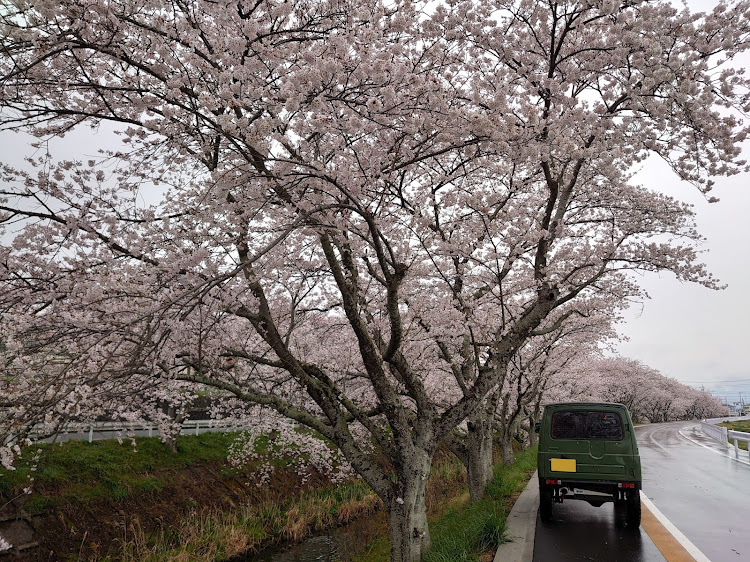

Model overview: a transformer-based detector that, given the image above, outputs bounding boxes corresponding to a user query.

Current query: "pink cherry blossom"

[1,2,748,560]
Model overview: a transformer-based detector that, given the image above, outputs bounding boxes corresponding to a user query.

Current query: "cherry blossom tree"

[2,1,750,560]
[640,375,682,422]
[551,355,728,422]
[444,305,616,500]
[499,306,618,459]
[581,357,658,420]
[683,388,727,420]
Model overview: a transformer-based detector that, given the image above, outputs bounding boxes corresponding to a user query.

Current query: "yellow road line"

[640,493,711,562]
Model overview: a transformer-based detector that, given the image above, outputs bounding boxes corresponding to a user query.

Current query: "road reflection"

[533,499,665,562]
[637,422,750,561]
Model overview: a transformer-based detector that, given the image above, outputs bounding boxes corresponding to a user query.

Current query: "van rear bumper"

[539,477,641,503]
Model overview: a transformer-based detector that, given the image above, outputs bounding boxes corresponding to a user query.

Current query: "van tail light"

[545,479,562,485]
[618,483,636,489]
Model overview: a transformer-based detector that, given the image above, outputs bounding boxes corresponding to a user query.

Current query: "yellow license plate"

[550,458,576,472]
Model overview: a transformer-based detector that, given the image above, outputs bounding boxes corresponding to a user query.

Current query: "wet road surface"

[533,421,750,561]
[637,421,750,561]
[533,498,665,561]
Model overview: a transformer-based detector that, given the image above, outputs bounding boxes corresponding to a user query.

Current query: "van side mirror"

[534,422,541,434]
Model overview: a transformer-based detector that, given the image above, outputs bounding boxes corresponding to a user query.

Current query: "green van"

[536,402,642,527]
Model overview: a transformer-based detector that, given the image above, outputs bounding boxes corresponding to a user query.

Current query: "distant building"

[728,403,745,416]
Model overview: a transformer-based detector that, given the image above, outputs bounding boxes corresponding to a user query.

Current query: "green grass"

[719,420,750,432]
[119,477,381,561]
[719,420,750,451]
[1,434,538,561]
[354,446,538,562]
[0,432,238,505]
[1,432,383,560]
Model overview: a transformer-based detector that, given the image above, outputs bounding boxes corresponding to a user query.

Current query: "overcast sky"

[1,0,748,407]
[613,0,750,406]
[615,155,750,406]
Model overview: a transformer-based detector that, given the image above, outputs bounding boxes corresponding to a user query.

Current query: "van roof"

[544,402,627,408]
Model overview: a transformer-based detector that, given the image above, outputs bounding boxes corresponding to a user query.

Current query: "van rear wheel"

[539,486,553,521]
[614,499,627,527]
[615,493,641,528]
[626,492,641,528]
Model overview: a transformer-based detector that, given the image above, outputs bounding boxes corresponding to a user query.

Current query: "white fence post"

[702,421,750,460]
[699,420,727,444]
[28,419,246,443]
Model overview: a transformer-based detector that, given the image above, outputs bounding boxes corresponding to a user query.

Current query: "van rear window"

[550,411,624,440]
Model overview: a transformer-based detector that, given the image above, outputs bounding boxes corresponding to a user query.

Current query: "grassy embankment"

[719,419,750,451]
[1,433,236,510]
[0,434,536,561]
[0,432,380,559]
[354,446,537,562]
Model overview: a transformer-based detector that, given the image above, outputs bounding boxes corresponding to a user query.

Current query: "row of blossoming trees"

[467,319,729,471]
[0,1,747,560]
[550,356,728,423]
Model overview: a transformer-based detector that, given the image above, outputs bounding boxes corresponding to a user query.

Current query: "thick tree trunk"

[387,449,432,562]
[528,414,539,448]
[461,389,502,501]
[499,433,515,466]
[528,402,542,449]
[162,406,186,453]
[465,413,494,501]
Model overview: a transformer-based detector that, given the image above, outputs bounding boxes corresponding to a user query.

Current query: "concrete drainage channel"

[0,497,41,557]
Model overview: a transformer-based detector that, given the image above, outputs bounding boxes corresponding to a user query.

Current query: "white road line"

[678,428,750,467]
[640,492,712,562]
[646,426,672,454]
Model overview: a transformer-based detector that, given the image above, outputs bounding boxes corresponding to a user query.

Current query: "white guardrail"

[24,419,246,444]
[700,416,750,460]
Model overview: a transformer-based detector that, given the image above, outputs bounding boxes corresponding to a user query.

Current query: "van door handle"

[549,447,559,451]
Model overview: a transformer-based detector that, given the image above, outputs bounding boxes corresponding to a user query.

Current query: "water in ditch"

[246,534,346,562]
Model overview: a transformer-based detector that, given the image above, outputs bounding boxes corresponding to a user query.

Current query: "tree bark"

[386,448,432,562]
[528,400,542,449]
[499,433,515,466]
[528,414,539,449]
[162,405,186,453]
[464,411,495,501]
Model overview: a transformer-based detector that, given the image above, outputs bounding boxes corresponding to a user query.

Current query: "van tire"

[614,499,627,527]
[626,492,641,528]
[540,486,553,521]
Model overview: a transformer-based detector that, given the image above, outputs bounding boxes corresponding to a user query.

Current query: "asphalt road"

[532,490,665,562]
[637,421,749,561]
[533,421,749,561]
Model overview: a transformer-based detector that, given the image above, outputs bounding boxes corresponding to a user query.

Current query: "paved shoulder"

[494,471,538,562]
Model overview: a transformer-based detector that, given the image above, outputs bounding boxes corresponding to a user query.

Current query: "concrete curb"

[494,470,538,562]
